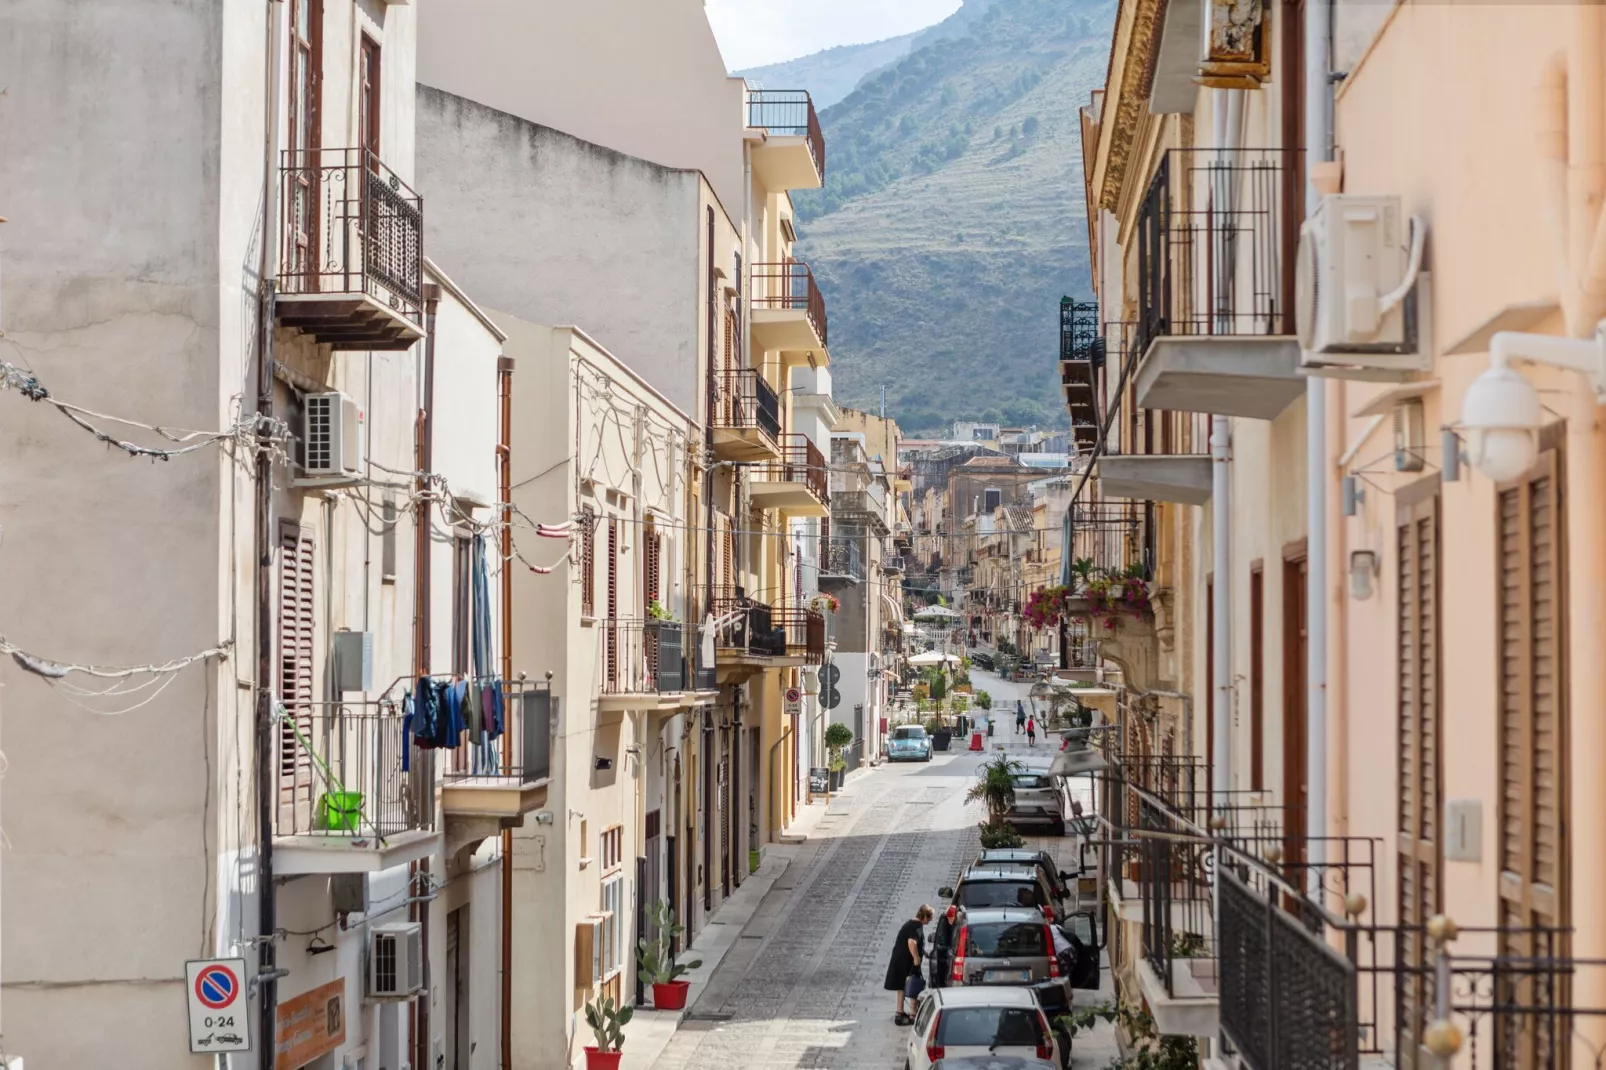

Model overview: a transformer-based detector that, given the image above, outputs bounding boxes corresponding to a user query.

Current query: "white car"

[906,986,1059,1070]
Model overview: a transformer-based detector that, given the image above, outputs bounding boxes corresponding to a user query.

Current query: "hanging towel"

[484,678,502,739]
[414,677,444,748]
[445,679,467,743]
[465,677,483,737]
[401,691,415,771]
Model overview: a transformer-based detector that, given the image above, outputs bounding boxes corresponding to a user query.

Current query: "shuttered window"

[278,523,316,820]
[1396,479,1442,1063]
[580,507,597,617]
[1495,444,1569,1066]
[645,528,662,609]
[606,518,620,684]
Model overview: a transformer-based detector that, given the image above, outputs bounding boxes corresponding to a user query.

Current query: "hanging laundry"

[413,677,445,748]
[401,691,415,771]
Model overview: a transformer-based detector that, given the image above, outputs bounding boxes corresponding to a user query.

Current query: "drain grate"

[740,933,764,940]
[683,1011,735,1022]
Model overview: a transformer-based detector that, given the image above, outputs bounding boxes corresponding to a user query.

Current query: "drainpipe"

[498,354,514,1070]
[413,285,442,1070]
[1304,0,1334,900]
[255,3,286,1063]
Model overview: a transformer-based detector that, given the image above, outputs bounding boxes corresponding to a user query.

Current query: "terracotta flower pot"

[652,980,691,1010]
[584,1048,623,1070]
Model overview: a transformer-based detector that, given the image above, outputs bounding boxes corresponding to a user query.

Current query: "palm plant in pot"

[637,900,703,1010]
[582,994,633,1070]
[966,753,1024,846]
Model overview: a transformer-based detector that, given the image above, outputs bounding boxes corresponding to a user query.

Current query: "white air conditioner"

[369,921,424,998]
[298,391,365,486]
[1297,194,1433,380]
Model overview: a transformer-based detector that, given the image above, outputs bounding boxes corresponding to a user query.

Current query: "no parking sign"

[186,958,251,1053]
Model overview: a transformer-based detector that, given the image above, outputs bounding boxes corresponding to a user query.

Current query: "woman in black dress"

[885,905,934,1024]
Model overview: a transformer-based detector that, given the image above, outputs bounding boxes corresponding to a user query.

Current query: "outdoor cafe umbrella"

[912,605,960,622]
[907,651,962,667]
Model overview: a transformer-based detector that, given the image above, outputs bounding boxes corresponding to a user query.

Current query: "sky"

[705,0,963,71]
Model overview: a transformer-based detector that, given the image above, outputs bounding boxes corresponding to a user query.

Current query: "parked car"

[906,986,1059,1070]
[974,849,1078,904]
[1005,760,1069,836]
[888,724,935,762]
[931,1058,1058,1070]
[940,864,1063,919]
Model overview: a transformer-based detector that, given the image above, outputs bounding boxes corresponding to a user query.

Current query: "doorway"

[444,905,470,1069]
[1282,548,1308,882]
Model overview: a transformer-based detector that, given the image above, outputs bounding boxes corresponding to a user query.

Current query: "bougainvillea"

[1024,585,1072,630]
[1023,569,1153,631]
[810,593,840,614]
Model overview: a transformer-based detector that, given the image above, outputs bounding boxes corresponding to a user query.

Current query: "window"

[984,488,1002,513]
[962,923,1048,957]
[600,825,624,871]
[277,523,315,799]
[359,35,381,159]
[580,508,597,617]
[644,527,662,611]
[1396,477,1442,1058]
[605,518,619,682]
[1495,441,1569,1058]
[935,1007,1045,1048]
[380,496,397,584]
[287,0,322,278]
[1249,564,1264,790]
[601,874,625,978]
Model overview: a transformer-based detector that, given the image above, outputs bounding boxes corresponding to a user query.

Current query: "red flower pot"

[652,980,691,1010]
[585,1048,623,1070]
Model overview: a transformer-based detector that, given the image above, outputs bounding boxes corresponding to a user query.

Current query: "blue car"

[888,724,934,762]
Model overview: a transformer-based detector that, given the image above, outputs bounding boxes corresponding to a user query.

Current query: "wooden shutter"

[1250,564,1264,791]
[277,523,315,824]
[580,508,597,617]
[1396,479,1442,1066]
[1496,445,1569,1068]
[1206,576,1215,782]
[606,518,620,683]
[645,529,662,607]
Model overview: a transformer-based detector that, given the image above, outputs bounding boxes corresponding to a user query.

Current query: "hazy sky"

[706,0,962,71]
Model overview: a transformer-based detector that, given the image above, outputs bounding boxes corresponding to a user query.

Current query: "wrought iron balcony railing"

[820,536,863,581]
[713,369,782,443]
[276,705,426,839]
[710,590,787,657]
[440,678,552,785]
[599,619,690,694]
[746,89,826,180]
[277,148,424,348]
[773,601,827,664]
[751,433,829,505]
[1071,501,1150,581]
[881,554,906,573]
[752,261,828,345]
[1136,148,1299,357]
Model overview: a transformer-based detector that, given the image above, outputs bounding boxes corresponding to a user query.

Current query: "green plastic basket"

[316,791,365,832]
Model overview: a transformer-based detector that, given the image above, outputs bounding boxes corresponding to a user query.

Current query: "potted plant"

[810,592,840,614]
[824,721,854,789]
[582,994,632,1070]
[647,599,674,621]
[967,753,1024,847]
[637,901,703,1011]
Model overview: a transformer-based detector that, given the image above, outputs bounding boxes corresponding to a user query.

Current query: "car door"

[1062,911,1101,990]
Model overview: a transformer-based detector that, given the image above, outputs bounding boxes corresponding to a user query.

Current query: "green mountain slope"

[792,0,1113,434]
[739,37,919,112]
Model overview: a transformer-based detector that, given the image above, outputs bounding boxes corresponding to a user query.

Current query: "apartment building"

[1073,0,1606,1064]
[0,3,536,1068]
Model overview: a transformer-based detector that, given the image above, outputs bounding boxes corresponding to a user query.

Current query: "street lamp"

[1459,328,1606,481]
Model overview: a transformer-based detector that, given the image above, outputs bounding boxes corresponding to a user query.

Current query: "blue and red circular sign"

[194,964,240,1010]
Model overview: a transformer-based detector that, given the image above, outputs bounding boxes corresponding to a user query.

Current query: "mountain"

[736,1,999,112]
[786,0,1113,435]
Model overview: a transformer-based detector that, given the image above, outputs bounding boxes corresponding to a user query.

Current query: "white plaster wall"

[415,0,748,218]
[416,88,708,417]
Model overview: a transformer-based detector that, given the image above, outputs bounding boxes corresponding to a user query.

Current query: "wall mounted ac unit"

[1297,194,1433,381]
[369,921,424,998]
[297,391,365,486]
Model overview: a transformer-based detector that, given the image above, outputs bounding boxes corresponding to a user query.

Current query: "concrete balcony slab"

[1096,454,1212,505]
[273,828,442,876]
[1136,335,1305,420]
[1138,956,1220,1038]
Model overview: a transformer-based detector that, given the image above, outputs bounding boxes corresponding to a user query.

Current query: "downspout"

[498,354,514,1070]
[255,3,285,1063]
[413,285,443,1070]
[1304,0,1334,900]
[705,207,718,617]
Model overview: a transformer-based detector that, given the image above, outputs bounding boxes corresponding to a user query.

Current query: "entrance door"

[645,808,663,931]
[445,906,469,1069]
[1282,548,1308,887]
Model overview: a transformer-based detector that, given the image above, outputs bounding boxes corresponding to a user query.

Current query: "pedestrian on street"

[886,904,933,1025]
[1015,700,1026,733]
[1026,715,1036,747]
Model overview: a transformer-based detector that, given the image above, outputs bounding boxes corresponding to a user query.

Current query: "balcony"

[1060,299,1102,451]
[598,619,715,711]
[273,705,440,875]
[712,369,782,462]
[819,537,863,584]
[746,89,826,191]
[277,148,425,351]
[749,434,829,516]
[711,589,787,680]
[881,554,906,574]
[752,262,829,362]
[773,601,827,665]
[1136,799,1220,1037]
[1135,149,1305,420]
[831,490,890,534]
[440,681,552,820]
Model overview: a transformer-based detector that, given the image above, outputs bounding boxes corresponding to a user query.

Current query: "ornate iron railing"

[746,89,826,180]
[441,678,551,784]
[752,433,829,505]
[1141,799,1217,997]
[710,589,787,657]
[279,147,424,320]
[598,619,688,694]
[773,601,827,664]
[276,705,425,839]
[713,369,781,442]
[752,261,828,345]
[820,536,864,581]
[1136,148,1298,357]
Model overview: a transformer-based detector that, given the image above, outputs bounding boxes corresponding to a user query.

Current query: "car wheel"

[1052,819,1067,837]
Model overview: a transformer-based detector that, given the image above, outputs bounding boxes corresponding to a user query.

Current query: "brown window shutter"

[1395,480,1442,1058]
[1496,446,1569,1066]
[606,519,620,684]
[1249,565,1264,791]
[277,523,315,824]
[580,508,597,617]
[645,530,662,607]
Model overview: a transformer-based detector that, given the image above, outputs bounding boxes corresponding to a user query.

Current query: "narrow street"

[649,669,1118,1070]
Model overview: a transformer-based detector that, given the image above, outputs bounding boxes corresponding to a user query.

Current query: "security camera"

[1460,362,1542,484]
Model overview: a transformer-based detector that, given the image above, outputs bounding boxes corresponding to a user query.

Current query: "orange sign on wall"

[276,977,346,1069]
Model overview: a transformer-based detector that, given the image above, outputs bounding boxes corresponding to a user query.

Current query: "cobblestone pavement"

[651,678,1121,1070]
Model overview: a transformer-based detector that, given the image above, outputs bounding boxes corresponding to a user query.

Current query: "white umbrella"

[907,651,961,667]
[913,605,960,622]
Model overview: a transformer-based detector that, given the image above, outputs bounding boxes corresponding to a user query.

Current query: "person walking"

[1025,715,1036,747]
[886,905,933,1024]
[1015,700,1026,734]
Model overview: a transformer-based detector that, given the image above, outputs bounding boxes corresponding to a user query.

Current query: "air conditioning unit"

[298,391,365,486]
[1297,194,1433,380]
[369,921,424,998]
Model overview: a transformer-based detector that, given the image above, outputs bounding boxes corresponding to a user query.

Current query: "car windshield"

[963,922,1048,957]
[1011,774,1050,789]
[893,727,927,740]
[956,882,1043,909]
[935,1007,1044,1047]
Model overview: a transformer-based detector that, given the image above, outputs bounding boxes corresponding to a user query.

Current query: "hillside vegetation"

[782,0,1113,434]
